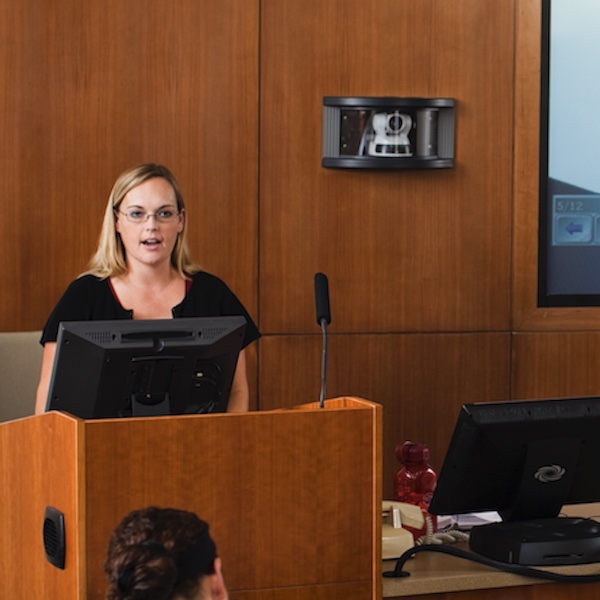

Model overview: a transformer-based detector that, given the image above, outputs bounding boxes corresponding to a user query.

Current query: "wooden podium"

[0,397,381,599]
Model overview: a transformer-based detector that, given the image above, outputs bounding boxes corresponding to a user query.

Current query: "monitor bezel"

[537,0,600,307]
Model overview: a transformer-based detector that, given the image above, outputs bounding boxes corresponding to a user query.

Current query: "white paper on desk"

[441,511,502,530]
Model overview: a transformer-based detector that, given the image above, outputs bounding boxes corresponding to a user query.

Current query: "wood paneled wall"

[0,0,259,330]
[259,0,515,494]
[1,0,594,499]
[260,0,514,334]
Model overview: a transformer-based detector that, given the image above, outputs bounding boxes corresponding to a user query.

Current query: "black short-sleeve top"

[40,272,261,348]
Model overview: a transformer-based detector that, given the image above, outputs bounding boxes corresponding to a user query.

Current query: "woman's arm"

[226,349,249,412]
[35,342,56,415]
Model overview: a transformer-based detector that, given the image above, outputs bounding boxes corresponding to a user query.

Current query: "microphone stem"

[319,318,328,409]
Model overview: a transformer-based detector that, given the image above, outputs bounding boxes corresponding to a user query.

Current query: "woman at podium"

[35,163,260,415]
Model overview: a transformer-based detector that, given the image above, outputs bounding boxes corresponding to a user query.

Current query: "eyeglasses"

[118,208,181,224]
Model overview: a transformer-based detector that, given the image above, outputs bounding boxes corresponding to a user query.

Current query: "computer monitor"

[45,316,247,419]
[429,396,600,565]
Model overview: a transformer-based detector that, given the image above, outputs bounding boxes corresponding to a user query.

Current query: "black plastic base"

[469,517,600,566]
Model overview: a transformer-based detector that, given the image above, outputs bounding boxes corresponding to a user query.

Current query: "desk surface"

[382,503,600,599]
[382,543,600,598]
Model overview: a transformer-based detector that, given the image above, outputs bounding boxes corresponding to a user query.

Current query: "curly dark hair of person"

[104,506,218,600]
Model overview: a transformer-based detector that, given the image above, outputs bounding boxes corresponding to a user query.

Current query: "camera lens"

[387,112,403,133]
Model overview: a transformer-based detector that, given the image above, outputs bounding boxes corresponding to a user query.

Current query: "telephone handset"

[382,501,424,560]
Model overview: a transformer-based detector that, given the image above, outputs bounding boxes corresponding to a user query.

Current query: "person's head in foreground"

[105,506,227,600]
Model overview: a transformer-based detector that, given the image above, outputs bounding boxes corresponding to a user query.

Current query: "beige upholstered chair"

[0,331,42,421]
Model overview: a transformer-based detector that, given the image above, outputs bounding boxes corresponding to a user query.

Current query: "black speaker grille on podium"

[43,506,66,569]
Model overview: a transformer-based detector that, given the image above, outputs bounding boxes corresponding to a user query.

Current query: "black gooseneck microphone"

[314,273,331,408]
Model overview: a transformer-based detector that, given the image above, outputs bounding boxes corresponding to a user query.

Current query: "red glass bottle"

[394,441,438,538]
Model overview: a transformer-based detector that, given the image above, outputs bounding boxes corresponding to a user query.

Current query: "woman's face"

[115,177,184,270]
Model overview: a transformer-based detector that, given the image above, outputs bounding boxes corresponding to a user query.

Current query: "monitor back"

[46,316,247,419]
[429,396,600,521]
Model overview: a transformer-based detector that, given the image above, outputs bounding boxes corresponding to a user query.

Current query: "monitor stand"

[131,392,171,417]
[469,517,600,566]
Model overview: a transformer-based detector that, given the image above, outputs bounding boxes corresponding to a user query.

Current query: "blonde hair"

[85,163,202,279]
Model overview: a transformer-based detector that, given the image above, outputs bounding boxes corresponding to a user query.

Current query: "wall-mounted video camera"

[322,96,455,169]
[367,111,413,157]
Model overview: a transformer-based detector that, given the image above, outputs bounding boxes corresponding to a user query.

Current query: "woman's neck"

[110,265,186,319]
[119,263,181,291]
